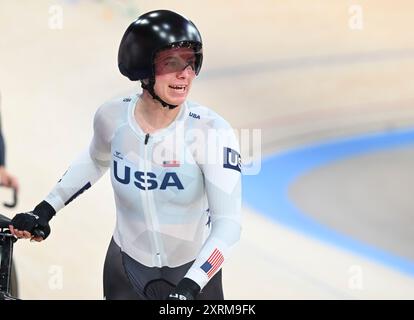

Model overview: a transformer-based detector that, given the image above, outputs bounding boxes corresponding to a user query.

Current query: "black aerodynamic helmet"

[118,9,203,81]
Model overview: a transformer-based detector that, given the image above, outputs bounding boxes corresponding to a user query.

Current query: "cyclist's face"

[153,47,197,106]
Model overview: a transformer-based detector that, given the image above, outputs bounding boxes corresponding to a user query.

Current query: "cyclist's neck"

[134,93,182,134]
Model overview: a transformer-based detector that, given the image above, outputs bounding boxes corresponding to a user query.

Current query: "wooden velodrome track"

[1,0,414,299]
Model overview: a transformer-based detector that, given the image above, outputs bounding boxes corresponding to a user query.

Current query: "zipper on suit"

[143,133,162,266]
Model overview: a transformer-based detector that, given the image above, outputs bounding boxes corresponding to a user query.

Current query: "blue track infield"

[243,127,414,277]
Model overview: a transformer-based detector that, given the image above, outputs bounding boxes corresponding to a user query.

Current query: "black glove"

[11,201,56,239]
[167,278,201,300]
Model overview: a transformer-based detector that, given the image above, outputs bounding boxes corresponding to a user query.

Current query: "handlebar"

[0,213,11,229]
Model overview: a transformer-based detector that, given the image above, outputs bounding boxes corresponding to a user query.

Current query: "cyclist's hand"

[9,201,55,241]
[167,278,201,300]
[9,212,51,241]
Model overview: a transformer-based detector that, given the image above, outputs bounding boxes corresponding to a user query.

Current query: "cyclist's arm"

[44,104,113,212]
[184,123,242,290]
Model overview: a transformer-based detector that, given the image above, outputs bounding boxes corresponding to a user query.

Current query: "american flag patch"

[200,249,224,278]
[162,160,180,167]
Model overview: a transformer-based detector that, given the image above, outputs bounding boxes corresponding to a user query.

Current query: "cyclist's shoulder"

[93,95,135,132]
[95,95,133,118]
[185,100,234,131]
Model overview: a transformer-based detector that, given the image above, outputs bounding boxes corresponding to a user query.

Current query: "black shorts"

[103,237,224,300]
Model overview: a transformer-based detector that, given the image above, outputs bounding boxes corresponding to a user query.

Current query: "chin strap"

[140,79,179,110]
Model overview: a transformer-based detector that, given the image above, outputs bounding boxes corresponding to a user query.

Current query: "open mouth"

[169,84,187,93]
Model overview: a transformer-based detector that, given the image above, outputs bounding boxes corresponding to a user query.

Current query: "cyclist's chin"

[162,91,188,106]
